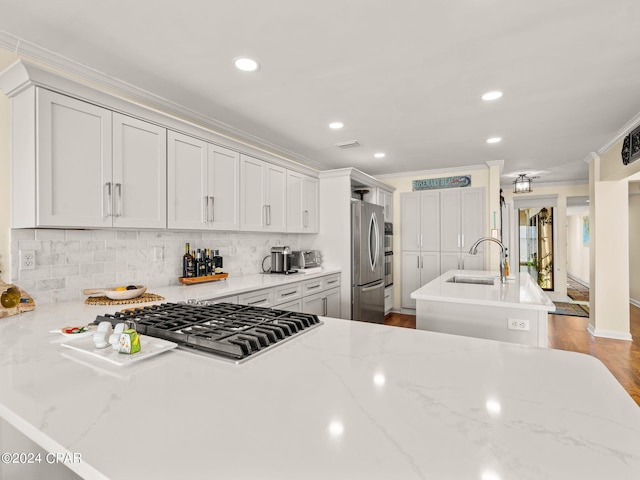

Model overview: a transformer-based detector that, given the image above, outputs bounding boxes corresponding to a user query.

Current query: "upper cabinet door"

[167,131,208,230]
[208,144,239,230]
[286,171,319,233]
[460,187,486,251]
[377,189,393,222]
[400,193,421,251]
[37,89,113,227]
[440,190,461,252]
[302,175,319,233]
[419,191,440,251]
[264,163,286,231]
[240,155,267,231]
[112,113,167,228]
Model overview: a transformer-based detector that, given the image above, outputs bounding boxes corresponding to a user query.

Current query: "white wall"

[566,207,590,284]
[629,191,640,304]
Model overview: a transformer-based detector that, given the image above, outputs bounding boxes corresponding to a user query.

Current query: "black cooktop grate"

[94,302,322,362]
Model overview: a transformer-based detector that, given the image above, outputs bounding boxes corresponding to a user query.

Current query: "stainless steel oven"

[384,222,393,287]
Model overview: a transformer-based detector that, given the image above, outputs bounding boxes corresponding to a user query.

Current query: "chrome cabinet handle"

[209,196,215,223]
[104,182,112,218]
[114,183,122,217]
[248,298,268,305]
[417,256,420,269]
[461,234,465,248]
[262,205,267,226]
[267,205,272,226]
[281,290,297,297]
[322,297,328,316]
[307,284,321,290]
[204,196,209,223]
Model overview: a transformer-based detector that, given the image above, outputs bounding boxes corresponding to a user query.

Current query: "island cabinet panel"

[35,88,113,228]
[240,154,286,231]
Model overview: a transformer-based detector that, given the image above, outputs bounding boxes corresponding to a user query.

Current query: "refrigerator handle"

[361,281,385,292]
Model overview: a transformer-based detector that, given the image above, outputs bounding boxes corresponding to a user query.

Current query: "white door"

[420,252,441,288]
[324,287,341,317]
[240,155,267,230]
[286,170,304,232]
[440,190,461,252]
[401,193,421,251]
[37,89,112,227]
[265,163,286,231]
[112,113,167,228]
[208,144,239,230]
[401,251,422,309]
[167,131,208,230]
[461,187,486,252]
[302,175,319,232]
[419,191,440,251]
[302,292,324,316]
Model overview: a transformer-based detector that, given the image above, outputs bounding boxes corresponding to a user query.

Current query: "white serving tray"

[61,334,177,367]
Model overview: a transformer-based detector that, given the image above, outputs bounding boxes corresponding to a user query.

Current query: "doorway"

[518,206,554,290]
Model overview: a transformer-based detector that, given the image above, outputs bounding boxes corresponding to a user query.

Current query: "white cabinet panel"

[440,190,461,252]
[167,131,208,229]
[240,155,286,231]
[377,188,393,222]
[302,287,341,317]
[238,288,273,307]
[112,113,167,228]
[400,194,421,251]
[324,287,341,317]
[275,299,303,312]
[287,170,319,233]
[401,251,440,309]
[208,144,239,230]
[36,89,112,227]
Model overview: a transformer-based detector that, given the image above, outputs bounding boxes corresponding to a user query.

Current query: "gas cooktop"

[94,302,322,364]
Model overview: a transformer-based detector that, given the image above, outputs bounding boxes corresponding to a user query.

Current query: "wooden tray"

[178,273,229,285]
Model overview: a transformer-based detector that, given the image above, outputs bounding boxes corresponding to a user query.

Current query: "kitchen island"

[411,270,555,347]
[1,293,639,479]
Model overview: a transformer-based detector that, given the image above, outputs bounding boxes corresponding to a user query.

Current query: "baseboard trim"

[587,323,633,341]
[567,273,589,288]
[630,298,640,309]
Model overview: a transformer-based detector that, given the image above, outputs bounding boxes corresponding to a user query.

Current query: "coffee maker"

[270,246,294,274]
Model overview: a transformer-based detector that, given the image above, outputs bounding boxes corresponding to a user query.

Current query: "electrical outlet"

[508,318,530,331]
[20,250,36,270]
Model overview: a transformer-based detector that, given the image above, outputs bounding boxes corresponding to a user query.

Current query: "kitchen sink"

[446,275,496,285]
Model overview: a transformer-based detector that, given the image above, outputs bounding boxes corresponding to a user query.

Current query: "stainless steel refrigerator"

[352,200,385,323]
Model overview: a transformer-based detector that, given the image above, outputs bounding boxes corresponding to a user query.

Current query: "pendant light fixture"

[513,174,533,194]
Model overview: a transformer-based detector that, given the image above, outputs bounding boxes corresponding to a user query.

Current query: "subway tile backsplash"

[10,229,300,305]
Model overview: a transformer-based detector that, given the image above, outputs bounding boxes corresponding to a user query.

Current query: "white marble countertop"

[411,269,556,311]
[1,279,639,479]
[148,266,342,303]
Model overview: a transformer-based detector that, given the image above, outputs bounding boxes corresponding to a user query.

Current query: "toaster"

[291,250,322,269]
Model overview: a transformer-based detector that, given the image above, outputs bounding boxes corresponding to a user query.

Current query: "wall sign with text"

[412,175,471,191]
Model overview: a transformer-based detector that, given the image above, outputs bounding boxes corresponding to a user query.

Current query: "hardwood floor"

[385,306,640,406]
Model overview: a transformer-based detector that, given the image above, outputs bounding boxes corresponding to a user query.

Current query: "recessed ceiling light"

[482,91,503,101]
[486,137,502,144]
[329,122,344,129]
[374,152,385,158]
[234,57,260,72]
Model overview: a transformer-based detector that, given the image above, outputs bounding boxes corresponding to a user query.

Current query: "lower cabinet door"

[302,292,324,316]
[401,251,422,309]
[324,287,341,318]
[274,299,303,312]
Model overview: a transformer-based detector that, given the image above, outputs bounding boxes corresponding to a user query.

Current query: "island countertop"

[1,294,639,479]
[411,269,556,311]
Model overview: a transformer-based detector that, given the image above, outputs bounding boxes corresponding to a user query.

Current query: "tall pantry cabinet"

[400,187,485,309]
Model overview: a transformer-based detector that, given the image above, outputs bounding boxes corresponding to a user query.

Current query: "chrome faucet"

[469,237,508,284]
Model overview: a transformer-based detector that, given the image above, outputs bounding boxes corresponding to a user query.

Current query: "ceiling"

[1,0,639,186]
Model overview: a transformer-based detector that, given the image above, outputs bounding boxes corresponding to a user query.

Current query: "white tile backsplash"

[10,229,300,304]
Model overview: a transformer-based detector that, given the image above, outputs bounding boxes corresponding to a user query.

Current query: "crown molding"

[0,31,327,174]
[583,152,600,164]
[319,168,396,192]
[485,159,505,171]
[597,111,640,155]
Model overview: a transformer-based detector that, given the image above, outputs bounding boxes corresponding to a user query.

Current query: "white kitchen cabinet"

[287,170,319,233]
[400,191,440,251]
[377,188,393,222]
[240,154,286,231]
[302,287,341,317]
[238,288,273,308]
[167,131,239,230]
[274,298,304,312]
[28,90,167,228]
[112,113,167,228]
[31,88,113,228]
[401,251,440,309]
[440,187,485,271]
[384,286,393,315]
